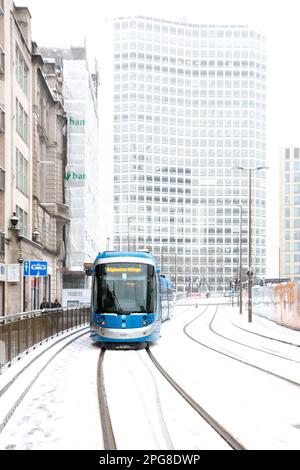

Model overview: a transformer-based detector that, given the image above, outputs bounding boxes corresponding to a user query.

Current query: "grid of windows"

[113,17,267,292]
[281,146,300,280]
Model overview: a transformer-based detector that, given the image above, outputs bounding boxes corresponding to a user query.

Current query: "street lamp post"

[233,166,268,323]
[127,216,135,252]
[234,205,243,315]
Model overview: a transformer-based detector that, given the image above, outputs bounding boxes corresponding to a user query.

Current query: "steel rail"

[209,307,300,365]
[184,305,300,388]
[146,347,244,450]
[97,349,117,450]
[231,319,300,349]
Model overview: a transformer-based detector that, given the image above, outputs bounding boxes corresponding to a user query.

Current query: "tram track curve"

[183,304,300,387]
[208,307,300,365]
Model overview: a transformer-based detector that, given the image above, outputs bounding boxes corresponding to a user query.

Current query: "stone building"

[0,2,34,316]
[29,46,69,310]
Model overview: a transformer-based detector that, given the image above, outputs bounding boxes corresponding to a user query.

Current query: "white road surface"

[0,299,300,450]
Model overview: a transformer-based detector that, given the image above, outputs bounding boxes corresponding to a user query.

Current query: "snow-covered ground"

[0,300,300,450]
[151,301,300,449]
[103,348,230,450]
[0,333,102,450]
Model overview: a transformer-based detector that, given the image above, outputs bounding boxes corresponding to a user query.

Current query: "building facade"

[279,146,300,281]
[1,2,34,315]
[0,0,5,314]
[30,48,69,310]
[40,47,100,308]
[111,16,267,293]
[0,1,69,315]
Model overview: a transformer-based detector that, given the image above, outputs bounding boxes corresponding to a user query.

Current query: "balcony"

[0,47,4,74]
[40,202,70,224]
[0,106,4,133]
[0,168,4,191]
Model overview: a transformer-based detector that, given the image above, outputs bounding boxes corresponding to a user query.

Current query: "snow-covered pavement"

[0,333,102,450]
[0,299,300,450]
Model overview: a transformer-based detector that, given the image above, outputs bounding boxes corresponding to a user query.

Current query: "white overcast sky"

[15,0,300,275]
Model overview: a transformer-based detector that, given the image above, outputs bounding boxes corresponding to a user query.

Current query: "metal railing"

[0,306,90,373]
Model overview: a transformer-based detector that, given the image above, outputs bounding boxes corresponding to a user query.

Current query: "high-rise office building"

[279,146,300,281]
[112,17,267,293]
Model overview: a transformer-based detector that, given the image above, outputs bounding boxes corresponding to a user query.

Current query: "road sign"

[23,260,30,277]
[23,260,48,277]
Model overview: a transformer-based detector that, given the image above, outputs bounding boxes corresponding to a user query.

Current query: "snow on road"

[103,348,230,450]
[152,300,300,449]
[1,299,300,450]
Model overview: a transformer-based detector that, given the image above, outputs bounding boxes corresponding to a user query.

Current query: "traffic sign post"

[23,260,48,277]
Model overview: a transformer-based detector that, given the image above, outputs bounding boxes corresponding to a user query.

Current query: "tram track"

[209,307,300,364]
[0,327,90,435]
[97,349,117,450]
[94,304,242,451]
[183,304,300,387]
[146,347,244,450]
[232,318,300,349]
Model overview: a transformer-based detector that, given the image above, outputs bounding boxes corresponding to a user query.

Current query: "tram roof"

[94,251,156,263]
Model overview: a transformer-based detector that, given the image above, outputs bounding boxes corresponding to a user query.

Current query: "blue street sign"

[23,260,30,277]
[23,260,48,277]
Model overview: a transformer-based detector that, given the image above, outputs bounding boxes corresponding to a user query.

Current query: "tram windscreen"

[93,263,156,314]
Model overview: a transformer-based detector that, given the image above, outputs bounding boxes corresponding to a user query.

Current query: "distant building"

[111,17,267,293]
[279,146,300,281]
[40,47,100,307]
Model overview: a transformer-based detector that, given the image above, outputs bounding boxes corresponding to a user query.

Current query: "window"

[0,167,5,191]
[16,47,29,95]
[16,99,28,143]
[16,149,28,195]
[16,206,28,237]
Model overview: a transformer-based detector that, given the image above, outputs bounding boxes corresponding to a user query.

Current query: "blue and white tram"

[160,275,174,321]
[89,251,172,348]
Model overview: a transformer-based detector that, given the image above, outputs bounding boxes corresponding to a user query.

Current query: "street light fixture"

[232,166,269,322]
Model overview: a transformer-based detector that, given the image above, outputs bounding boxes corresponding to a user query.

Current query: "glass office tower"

[112,17,267,293]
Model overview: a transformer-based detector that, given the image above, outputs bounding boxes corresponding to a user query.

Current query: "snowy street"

[1,299,300,450]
